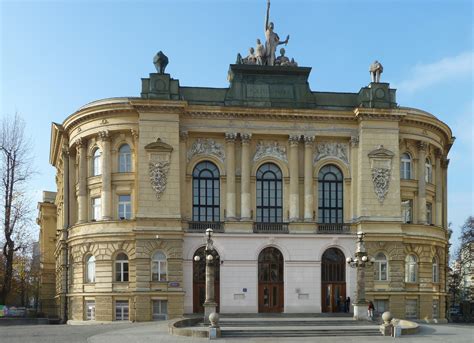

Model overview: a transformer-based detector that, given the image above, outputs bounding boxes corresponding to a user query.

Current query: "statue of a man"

[275,48,290,66]
[255,38,266,66]
[369,60,383,83]
[243,47,257,65]
[265,0,289,66]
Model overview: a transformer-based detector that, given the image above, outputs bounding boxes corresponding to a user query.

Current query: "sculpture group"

[237,0,297,67]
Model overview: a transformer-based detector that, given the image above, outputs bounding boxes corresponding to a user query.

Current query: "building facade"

[38,60,453,322]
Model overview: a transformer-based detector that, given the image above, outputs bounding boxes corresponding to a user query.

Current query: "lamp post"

[346,231,374,320]
[193,228,217,324]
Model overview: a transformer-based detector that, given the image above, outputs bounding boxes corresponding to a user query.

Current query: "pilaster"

[417,141,427,224]
[240,133,252,220]
[99,130,112,220]
[76,138,87,223]
[179,131,188,219]
[434,149,442,226]
[225,132,237,220]
[303,136,314,221]
[289,135,300,222]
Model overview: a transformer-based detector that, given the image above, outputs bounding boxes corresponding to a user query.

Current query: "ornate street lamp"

[346,231,375,320]
[193,228,218,324]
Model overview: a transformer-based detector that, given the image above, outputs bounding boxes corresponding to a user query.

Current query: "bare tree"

[0,114,34,304]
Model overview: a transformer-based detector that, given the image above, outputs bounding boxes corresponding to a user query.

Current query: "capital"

[75,138,85,151]
[61,144,70,157]
[441,157,450,169]
[131,129,139,140]
[434,148,443,158]
[225,132,238,142]
[288,134,300,147]
[350,136,359,147]
[241,133,252,143]
[179,130,188,141]
[98,130,110,141]
[417,141,428,151]
[303,135,315,147]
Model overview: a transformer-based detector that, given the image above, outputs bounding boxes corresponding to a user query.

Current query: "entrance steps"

[216,314,381,338]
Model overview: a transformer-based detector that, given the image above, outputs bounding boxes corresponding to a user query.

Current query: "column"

[289,135,300,222]
[240,133,252,220]
[179,131,188,218]
[76,138,87,223]
[350,136,359,220]
[225,132,237,220]
[303,135,314,221]
[99,130,112,220]
[441,157,449,229]
[435,149,443,226]
[62,144,70,230]
[417,141,427,224]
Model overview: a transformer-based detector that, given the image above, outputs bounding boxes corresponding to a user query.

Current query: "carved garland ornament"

[313,142,349,165]
[253,141,288,163]
[145,138,173,200]
[368,145,394,204]
[187,138,225,163]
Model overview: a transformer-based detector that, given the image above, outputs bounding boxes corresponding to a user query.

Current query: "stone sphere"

[209,312,219,326]
[382,311,393,324]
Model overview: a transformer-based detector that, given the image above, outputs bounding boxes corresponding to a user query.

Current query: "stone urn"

[382,311,393,324]
[209,312,219,328]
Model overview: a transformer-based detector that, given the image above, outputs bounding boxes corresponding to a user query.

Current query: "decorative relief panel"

[368,145,394,204]
[253,141,288,163]
[145,138,173,200]
[313,142,349,164]
[187,138,225,163]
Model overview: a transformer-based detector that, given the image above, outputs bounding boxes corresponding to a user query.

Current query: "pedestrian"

[368,301,375,319]
[345,297,351,313]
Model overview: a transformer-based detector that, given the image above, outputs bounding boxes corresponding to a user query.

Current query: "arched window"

[400,153,412,179]
[432,256,439,283]
[318,165,343,224]
[256,163,283,223]
[374,252,388,281]
[425,158,432,183]
[192,161,220,222]
[118,144,132,172]
[405,254,418,283]
[151,251,167,281]
[92,148,101,176]
[85,255,96,283]
[115,253,129,282]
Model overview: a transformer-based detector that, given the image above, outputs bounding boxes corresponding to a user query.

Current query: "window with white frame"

[118,195,132,219]
[118,144,132,172]
[91,197,101,221]
[85,300,95,320]
[405,299,418,319]
[151,251,167,281]
[432,299,439,319]
[152,300,168,320]
[115,300,129,321]
[425,158,432,183]
[374,252,388,281]
[92,148,101,176]
[85,255,96,283]
[426,202,433,225]
[405,254,418,283]
[401,200,412,223]
[115,253,129,282]
[432,256,439,283]
[400,153,412,179]
[374,299,389,315]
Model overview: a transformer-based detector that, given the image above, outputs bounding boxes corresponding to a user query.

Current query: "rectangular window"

[401,200,412,223]
[85,300,95,320]
[405,299,418,319]
[375,261,388,281]
[118,195,132,219]
[152,300,168,320]
[115,300,129,321]
[432,300,439,319]
[374,300,389,315]
[426,202,432,225]
[92,197,101,220]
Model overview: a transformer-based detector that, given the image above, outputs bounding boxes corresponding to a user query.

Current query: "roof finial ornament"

[369,60,383,83]
[153,51,169,74]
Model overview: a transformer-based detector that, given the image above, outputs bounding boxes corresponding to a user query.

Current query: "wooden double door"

[321,282,346,313]
[193,247,220,313]
[258,247,284,313]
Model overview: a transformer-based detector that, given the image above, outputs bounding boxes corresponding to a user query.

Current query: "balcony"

[316,223,351,234]
[253,222,289,234]
[187,221,224,233]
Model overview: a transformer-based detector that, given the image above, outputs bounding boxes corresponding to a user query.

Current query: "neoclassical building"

[37,58,453,323]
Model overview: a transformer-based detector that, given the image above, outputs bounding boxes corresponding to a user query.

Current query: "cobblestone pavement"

[0,321,472,343]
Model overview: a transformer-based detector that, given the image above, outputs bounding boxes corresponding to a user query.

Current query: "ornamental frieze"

[253,141,288,163]
[187,138,225,163]
[313,142,349,164]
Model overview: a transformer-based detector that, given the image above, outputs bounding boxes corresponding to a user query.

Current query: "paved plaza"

[0,321,472,343]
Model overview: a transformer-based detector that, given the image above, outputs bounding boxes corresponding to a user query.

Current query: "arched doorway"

[258,247,284,313]
[193,247,220,313]
[321,247,346,313]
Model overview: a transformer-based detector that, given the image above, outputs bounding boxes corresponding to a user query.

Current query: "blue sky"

[1,0,472,251]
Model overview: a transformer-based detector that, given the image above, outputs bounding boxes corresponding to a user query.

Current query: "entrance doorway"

[193,247,220,313]
[258,247,284,313]
[321,247,346,313]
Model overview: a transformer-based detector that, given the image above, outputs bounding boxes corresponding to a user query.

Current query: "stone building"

[37,58,453,322]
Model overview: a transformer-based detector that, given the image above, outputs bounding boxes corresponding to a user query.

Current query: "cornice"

[354,107,406,121]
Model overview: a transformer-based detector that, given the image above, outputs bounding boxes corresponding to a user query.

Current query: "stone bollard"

[379,311,394,336]
[208,312,221,340]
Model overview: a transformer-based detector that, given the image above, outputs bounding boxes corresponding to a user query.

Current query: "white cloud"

[395,51,473,93]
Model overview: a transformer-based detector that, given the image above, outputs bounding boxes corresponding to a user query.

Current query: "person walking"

[367,301,375,320]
